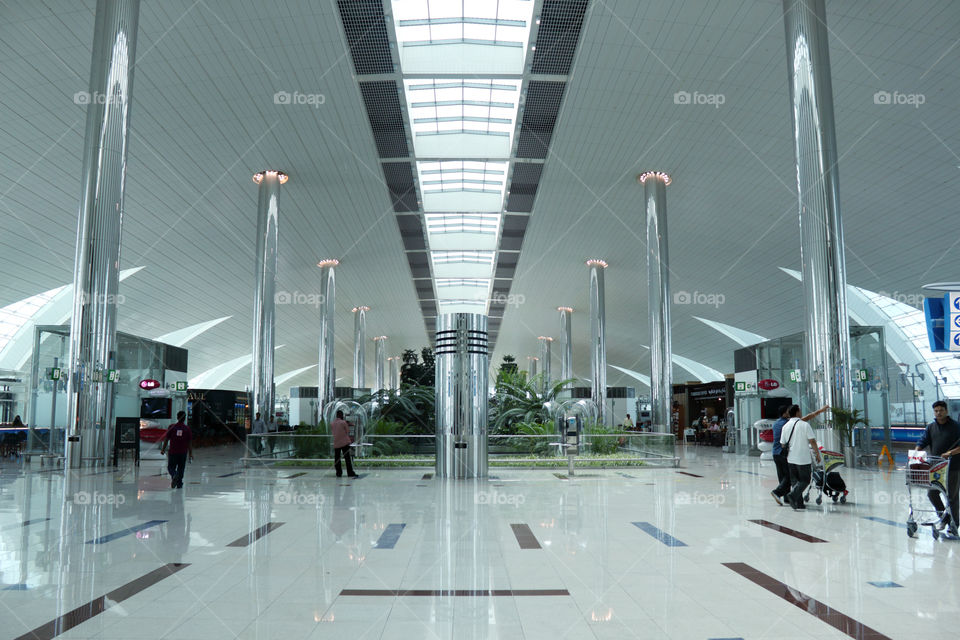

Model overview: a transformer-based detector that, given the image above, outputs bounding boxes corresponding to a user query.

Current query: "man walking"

[250,411,266,456]
[160,411,193,489]
[331,410,358,478]
[916,400,960,535]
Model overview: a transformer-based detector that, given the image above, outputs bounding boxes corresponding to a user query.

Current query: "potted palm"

[830,406,869,468]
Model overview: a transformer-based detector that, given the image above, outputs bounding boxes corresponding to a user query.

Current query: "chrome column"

[558,306,573,386]
[64,0,141,468]
[373,336,387,391]
[435,313,489,479]
[250,171,286,425]
[388,356,400,390]
[527,356,538,378]
[317,259,338,424]
[639,171,673,433]
[352,306,368,389]
[538,336,553,391]
[782,0,853,422]
[587,260,608,425]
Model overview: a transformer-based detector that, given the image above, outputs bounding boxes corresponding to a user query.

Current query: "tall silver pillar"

[317,259,338,424]
[527,356,538,378]
[538,336,553,391]
[352,306,369,388]
[435,313,489,479]
[250,170,286,425]
[783,0,853,422]
[558,306,573,386]
[639,171,673,433]
[388,356,400,390]
[64,0,141,468]
[373,336,387,391]
[587,260,608,425]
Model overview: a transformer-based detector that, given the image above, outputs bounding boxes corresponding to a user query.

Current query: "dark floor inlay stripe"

[218,471,242,477]
[748,519,828,543]
[421,473,433,480]
[862,516,905,529]
[0,518,51,532]
[86,520,167,545]
[374,523,406,549]
[724,563,893,640]
[339,589,569,597]
[3,584,28,591]
[284,472,307,479]
[677,471,703,478]
[511,523,542,549]
[632,522,688,547]
[226,521,284,547]
[14,563,189,640]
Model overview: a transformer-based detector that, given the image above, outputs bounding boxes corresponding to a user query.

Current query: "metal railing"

[243,431,678,468]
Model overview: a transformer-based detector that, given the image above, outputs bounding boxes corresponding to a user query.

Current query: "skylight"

[431,250,496,279]
[0,286,65,355]
[391,0,535,74]
[404,79,520,158]
[424,213,501,250]
[417,161,508,212]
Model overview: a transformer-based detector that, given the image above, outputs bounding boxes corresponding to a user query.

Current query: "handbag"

[781,419,798,457]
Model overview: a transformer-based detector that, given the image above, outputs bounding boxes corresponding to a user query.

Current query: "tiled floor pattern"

[0,444,957,639]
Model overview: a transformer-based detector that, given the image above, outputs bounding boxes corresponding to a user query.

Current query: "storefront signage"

[139,379,160,390]
[757,379,780,391]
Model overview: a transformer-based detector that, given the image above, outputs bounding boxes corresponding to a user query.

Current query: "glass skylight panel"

[417,161,507,212]
[435,278,492,303]
[424,213,501,250]
[405,79,520,158]
[391,0,535,74]
[431,250,496,279]
[0,287,64,353]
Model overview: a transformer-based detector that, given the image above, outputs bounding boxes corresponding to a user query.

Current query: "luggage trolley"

[804,449,848,505]
[905,455,955,539]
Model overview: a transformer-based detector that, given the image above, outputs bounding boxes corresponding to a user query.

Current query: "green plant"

[356,384,435,433]
[829,406,869,447]
[585,422,620,455]
[291,427,331,459]
[490,372,576,434]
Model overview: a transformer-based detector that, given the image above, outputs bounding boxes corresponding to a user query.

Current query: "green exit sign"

[49,367,61,380]
[857,369,868,382]
[789,369,802,382]
[174,381,187,392]
[107,369,118,382]
[734,381,746,392]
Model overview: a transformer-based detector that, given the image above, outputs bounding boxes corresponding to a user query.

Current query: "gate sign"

[758,379,780,391]
[950,292,960,352]
[139,379,161,390]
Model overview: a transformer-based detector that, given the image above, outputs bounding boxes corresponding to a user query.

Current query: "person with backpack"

[780,404,829,510]
[771,404,830,505]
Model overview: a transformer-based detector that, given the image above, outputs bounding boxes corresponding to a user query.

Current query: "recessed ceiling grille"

[530,0,589,75]
[382,162,418,212]
[516,81,566,159]
[359,81,410,158]
[337,0,395,75]
[506,162,543,212]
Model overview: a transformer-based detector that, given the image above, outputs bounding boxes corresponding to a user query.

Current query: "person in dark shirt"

[916,400,960,534]
[160,411,194,489]
[771,404,830,505]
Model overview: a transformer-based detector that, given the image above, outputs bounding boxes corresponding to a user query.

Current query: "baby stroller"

[804,449,848,505]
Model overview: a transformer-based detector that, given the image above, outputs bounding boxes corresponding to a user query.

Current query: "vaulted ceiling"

[1,0,958,393]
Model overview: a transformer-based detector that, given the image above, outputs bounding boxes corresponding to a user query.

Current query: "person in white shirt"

[780,403,828,510]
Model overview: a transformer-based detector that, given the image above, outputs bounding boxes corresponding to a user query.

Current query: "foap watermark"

[274,91,326,108]
[874,491,910,507]
[274,491,324,506]
[73,491,125,505]
[673,290,725,308]
[877,290,924,309]
[475,489,525,506]
[873,90,925,108]
[674,90,725,108]
[674,491,726,506]
[275,290,325,307]
[73,91,122,106]
[490,292,526,308]
[79,292,125,306]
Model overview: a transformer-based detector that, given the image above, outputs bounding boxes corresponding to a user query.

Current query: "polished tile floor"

[0,444,956,639]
